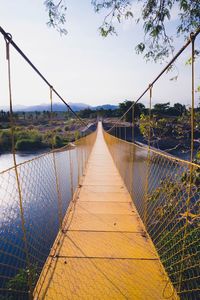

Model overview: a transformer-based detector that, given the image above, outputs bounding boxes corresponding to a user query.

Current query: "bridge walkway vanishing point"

[34,122,178,300]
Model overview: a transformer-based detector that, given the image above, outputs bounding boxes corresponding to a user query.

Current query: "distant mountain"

[0,103,91,112]
[0,102,118,112]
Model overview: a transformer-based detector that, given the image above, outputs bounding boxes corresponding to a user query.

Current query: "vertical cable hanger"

[178,32,196,293]
[130,104,135,198]
[124,120,127,141]
[144,84,152,227]
[69,149,74,199]
[50,86,63,229]
[5,34,33,300]
[132,105,134,143]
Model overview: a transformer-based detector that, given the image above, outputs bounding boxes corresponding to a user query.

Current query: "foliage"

[92,0,200,61]
[79,108,94,119]
[152,102,187,116]
[15,138,44,151]
[0,130,12,151]
[55,127,63,132]
[7,269,29,291]
[78,107,120,118]
[15,130,46,151]
[153,102,170,114]
[146,159,200,291]
[44,0,67,35]
[0,128,67,152]
[138,101,197,149]
[44,1,200,61]
[139,114,174,142]
[64,125,69,131]
[53,135,66,147]
[119,100,146,122]
[0,110,10,122]
[196,151,200,162]
[92,0,131,37]
[74,130,80,140]
[170,103,187,116]
[6,265,39,299]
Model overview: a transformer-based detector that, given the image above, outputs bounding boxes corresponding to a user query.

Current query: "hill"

[0,103,118,112]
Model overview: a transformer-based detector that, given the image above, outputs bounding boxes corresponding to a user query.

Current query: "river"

[0,146,81,298]
[0,151,49,172]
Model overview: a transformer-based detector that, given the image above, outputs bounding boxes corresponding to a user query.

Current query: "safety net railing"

[0,26,97,299]
[103,131,199,299]
[103,28,200,299]
[0,132,96,299]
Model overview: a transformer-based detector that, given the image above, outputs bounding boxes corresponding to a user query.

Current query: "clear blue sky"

[0,0,199,108]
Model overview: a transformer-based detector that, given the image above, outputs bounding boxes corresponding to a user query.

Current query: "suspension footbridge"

[34,122,178,299]
[0,26,199,299]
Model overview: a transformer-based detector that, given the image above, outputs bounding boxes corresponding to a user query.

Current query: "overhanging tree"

[44,0,200,61]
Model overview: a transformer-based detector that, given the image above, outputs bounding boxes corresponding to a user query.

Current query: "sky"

[0,0,199,108]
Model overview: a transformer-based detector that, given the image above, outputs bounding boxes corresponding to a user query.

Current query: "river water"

[0,148,192,173]
[0,147,81,298]
[0,151,48,172]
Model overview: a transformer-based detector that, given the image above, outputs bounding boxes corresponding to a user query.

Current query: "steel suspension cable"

[0,26,89,129]
[107,27,200,133]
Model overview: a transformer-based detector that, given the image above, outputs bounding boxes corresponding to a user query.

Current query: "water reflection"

[0,147,79,297]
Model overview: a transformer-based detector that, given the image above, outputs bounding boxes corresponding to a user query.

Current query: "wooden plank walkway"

[34,123,178,300]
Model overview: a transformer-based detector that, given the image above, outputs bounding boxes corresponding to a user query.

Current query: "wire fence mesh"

[104,130,200,299]
[0,131,97,300]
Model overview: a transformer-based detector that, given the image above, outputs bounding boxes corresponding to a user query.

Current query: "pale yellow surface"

[34,123,178,300]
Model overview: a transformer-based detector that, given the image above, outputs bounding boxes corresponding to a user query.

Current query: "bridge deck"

[34,123,178,299]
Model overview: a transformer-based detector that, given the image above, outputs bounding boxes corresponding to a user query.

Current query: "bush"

[56,127,63,133]
[0,128,68,152]
[15,138,46,151]
[6,265,39,299]
[53,135,65,148]
[64,125,69,131]
[74,130,80,140]
[0,130,12,151]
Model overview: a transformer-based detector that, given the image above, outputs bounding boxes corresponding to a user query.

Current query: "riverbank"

[103,122,200,161]
[0,125,80,153]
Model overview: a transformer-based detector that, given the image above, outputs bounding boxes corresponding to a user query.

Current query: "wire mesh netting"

[104,131,200,299]
[0,131,96,299]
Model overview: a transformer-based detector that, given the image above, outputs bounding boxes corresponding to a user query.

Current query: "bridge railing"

[0,130,96,299]
[103,27,200,299]
[104,130,199,299]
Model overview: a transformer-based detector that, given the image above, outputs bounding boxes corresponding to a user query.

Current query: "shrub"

[53,135,67,148]
[15,139,45,151]
[0,130,12,151]
[64,125,69,131]
[74,130,80,140]
[6,265,39,298]
[56,127,62,133]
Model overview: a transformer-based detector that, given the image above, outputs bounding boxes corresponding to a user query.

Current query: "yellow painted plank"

[56,231,158,259]
[65,213,142,232]
[79,184,129,194]
[34,122,179,300]
[74,201,135,215]
[35,258,177,300]
[78,187,131,202]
